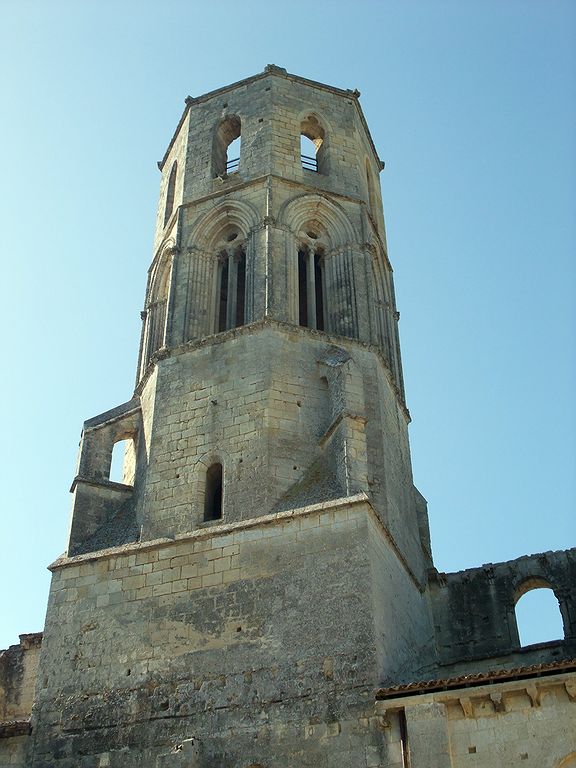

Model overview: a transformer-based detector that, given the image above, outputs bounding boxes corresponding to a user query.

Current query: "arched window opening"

[204,463,223,521]
[300,115,326,173]
[213,116,241,177]
[164,161,177,226]
[109,439,134,486]
[297,246,325,330]
[217,255,229,333]
[515,585,564,647]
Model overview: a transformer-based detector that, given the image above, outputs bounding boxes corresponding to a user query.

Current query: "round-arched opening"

[514,582,564,647]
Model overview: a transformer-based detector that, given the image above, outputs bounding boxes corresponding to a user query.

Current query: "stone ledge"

[0,720,31,738]
[50,492,371,571]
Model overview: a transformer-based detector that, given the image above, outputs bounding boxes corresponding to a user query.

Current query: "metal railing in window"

[301,154,318,172]
[226,157,240,173]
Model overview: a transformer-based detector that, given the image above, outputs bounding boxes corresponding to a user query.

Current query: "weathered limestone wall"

[377,672,576,767]
[30,499,417,766]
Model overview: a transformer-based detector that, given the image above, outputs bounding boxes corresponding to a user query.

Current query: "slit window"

[204,463,223,521]
[164,161,177,226]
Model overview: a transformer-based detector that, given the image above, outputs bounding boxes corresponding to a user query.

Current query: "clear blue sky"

[0,0,574,651]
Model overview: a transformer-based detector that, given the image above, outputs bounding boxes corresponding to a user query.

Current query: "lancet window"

[213,115,242,177]
[216,244,246,333]
[298,244,325,331]
[300,114,326,174]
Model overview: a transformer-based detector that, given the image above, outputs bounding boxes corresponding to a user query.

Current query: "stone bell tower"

[28,66,436,767]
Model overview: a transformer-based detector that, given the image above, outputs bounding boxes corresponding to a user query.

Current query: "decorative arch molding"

[557,753,576,768]
[187,199,260,253]
[513,575,559,603]
[296,107,334,135]
[149,241,176,302]
[278,193,357,249]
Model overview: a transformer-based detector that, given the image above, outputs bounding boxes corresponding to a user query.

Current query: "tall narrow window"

[213,116,241,176]
[226,135,241,174]
[110,438,135,486]
[298,246,324,330]
[235,250,246,327]
[218,256,229,333]
[314,252,324,331]
[298,250,308,326]
[164,161,177,226]
[204,463,223,521]
[300,115,326,173]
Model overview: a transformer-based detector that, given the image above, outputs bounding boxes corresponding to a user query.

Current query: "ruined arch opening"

[213,115,241,176]
[514,580,565,647]
[204,463,223,521]
[109,437,136,486]
[300,114,326,173]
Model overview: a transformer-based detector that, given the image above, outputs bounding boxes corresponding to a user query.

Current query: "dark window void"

[204,463,223,521]
[314,252,324,331]
[298,247,324,330]
[164,161,177,226]
[236,251,246,326]
[217,249,246,333]
[218,257,229,333]
[515,586,564,646]
[298,250,308,326]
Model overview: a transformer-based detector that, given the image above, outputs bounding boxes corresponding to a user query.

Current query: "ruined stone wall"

[0,634,42,721]
[0,634,41,768]
[430,549,576,674]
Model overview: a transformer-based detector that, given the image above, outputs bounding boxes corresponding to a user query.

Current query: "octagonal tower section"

[33,68,437,768]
